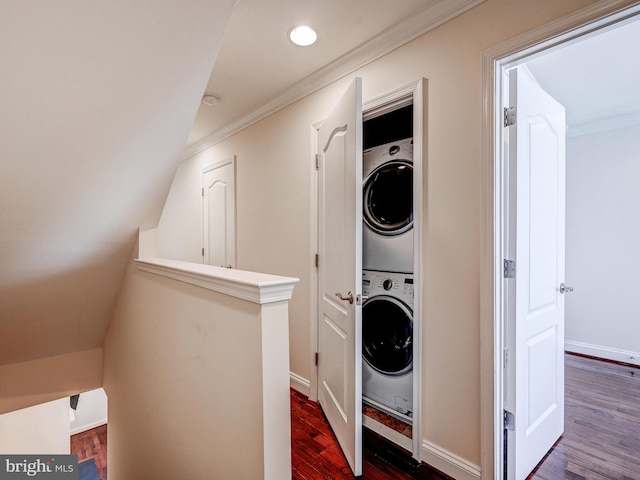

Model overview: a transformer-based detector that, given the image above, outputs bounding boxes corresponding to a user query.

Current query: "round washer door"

[363,160,413,236]
[362,295,413,376]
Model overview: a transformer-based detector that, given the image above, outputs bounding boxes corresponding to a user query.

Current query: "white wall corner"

[138,227,157,258]
[421,440,481,480]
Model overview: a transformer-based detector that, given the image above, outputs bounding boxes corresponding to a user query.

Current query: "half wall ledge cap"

[135,258,299,305]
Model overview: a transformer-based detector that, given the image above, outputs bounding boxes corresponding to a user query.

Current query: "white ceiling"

[0,0,480,367]
[3,0,638,369]
[186,0,484,147]
[188,1,640,149]
[526,15,640,135]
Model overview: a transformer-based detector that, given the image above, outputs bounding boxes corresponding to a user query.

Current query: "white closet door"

[202,158,235,268]
[317,77,364,477]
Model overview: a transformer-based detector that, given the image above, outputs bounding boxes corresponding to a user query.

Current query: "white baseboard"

[70,418,107,436]
[421,440,481,480]
[565,341,640,367]
[289,372,310,396]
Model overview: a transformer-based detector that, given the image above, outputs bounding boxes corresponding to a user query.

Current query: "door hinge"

[202,247,205,257]
[315,154,319,170]
[201,187,204,197]
[503,348,509,368]
[504,106,516,127]
[504,410,515,431]
[315,352,319,366]
[315,254,319,268]
[503,259,516,279]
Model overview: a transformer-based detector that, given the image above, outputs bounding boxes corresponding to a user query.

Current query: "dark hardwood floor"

[527,353,640,480]
[291,388,451,480]
[70,424,107,480]
[70,354,640,479]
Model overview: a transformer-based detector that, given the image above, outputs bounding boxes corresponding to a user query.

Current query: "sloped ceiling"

[0,0,236,366]
[0,0,484,368]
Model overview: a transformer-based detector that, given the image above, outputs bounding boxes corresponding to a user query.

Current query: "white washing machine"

[363,137,414,273]
[362,269,413,423]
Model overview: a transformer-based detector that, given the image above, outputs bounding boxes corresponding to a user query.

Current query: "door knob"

[559,283,574,294]
[335,292,354,304]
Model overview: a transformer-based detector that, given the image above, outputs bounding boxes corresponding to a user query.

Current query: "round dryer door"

[363,160,413,236]
[362,295,413,376]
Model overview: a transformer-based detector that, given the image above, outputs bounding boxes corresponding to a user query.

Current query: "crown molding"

[567,111,640,137]
[182,0,485,160]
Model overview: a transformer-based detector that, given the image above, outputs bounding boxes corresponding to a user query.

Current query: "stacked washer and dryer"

[362,137,414,425]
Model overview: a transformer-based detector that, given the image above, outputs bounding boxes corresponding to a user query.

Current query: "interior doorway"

[482,3,640,480]
[310,78,425,475]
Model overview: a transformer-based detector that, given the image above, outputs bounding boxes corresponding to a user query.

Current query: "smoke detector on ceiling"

[202,95,220,107]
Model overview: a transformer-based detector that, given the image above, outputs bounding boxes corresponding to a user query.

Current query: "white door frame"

[480,2,640,478]
[309,78,425,460]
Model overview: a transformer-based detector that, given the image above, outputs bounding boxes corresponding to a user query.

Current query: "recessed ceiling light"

[288,25,318,47]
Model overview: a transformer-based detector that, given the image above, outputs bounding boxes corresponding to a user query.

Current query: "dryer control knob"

[389,145,400,155]
[383,279,394,291]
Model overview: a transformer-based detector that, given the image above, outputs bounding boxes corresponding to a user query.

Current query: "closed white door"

[317,78,363,476]
[202,158,235,268]
[505,66,566,480]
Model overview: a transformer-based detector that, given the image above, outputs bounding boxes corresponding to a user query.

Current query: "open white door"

[505,66,566,480]
[317,77,363,476]
[202,158,236,268]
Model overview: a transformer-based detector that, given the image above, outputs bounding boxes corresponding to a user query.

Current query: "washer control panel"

[363,270,414,306]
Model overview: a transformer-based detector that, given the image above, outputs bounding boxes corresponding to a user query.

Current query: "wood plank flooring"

[291,388,451,479]
[69,354,640,479]
[527,353,640,480]
[70,424,107,480]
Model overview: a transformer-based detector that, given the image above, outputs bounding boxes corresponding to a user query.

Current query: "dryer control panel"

[363,270,414,307]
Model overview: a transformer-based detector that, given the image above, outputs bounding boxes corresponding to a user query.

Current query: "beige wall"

[157,0,600,472]
[0,398,70,454]
[103,249,293,479]
[0,348,103,415]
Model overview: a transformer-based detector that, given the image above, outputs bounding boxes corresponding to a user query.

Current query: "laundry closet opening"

[361,101,417,453]
[312,79,424,471]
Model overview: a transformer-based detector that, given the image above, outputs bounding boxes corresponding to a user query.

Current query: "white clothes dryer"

[362,269,413,423]
[363,138,414,273]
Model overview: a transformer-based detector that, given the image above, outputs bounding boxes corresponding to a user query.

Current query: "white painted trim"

[362,415,413,452]
[182,0,485,158]
[135,258,299,305]
[201,157,234,174]
[308,122,320,403]
[290,372,310,396]
[70,419,107,436]
[565,341,640,367]
[567,111,640,137]
[410,78,426,464]
[481,2,640,479]
[421,440,481,480]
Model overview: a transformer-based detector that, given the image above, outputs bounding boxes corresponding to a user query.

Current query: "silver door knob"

[335,292,354,304]
[559,283,574,294]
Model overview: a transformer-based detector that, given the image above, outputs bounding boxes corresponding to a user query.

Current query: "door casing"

[481,2,640,479]
[310,78,425,461]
